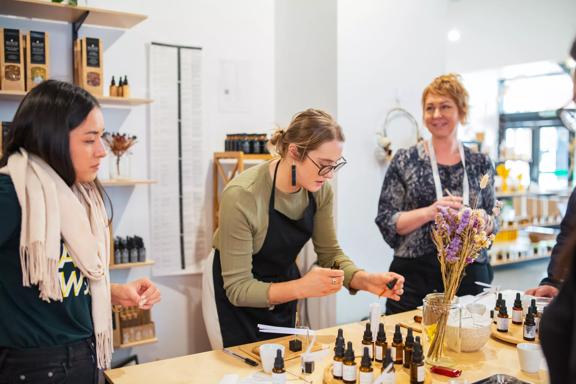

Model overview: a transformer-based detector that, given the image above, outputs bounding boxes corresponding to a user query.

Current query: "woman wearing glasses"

[208,108,404,348]
[375,74,498,314]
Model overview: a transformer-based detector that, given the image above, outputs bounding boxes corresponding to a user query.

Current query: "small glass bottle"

[342,341,357,384]
[512,292,523,325]
[391,324,403,365]
[381,347,394,374]
[334,328,344,351]
[523,311,536,341]
[362,323,375,361]
[359,347,374,384]
[497,305,510,333]
[493,293,503,323]
[403,327,414,369]
[375,323,387,363]
[530,299,541,332]
[109,76,118,97]
[410,343,425,384]
[332,338,344,380]
[122,75,130,98]
[271,349,286,384]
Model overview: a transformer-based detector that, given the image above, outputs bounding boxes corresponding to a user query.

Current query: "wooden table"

[105,310,549,383]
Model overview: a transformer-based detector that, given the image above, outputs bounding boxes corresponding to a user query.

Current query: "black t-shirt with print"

[0,175,93,348]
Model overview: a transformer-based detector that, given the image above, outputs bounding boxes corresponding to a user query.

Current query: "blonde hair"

[269,108,344,160]
[422,73,469,124]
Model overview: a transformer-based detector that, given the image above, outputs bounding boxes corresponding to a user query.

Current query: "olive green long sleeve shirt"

[213,161,361,308]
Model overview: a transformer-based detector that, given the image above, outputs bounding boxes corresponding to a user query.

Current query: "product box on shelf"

[0,28,25,91]
[74,37,103,96]
[25,31,50,90]
[112,306,155,347]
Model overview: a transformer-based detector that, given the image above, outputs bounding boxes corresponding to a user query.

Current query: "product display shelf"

[212,151,275,230]
[110,260,155,270]
[489,235,553,267]
[100,179,157,187]
[491,254,550,267]
[0,0,147,29]
[0,90,152,107]
[117,337,158,350]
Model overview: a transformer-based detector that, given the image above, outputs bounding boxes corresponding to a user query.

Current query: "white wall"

[274,0,339,330]
[0,0,275,362]
[275,0,337,125]
[334,0,448,324]
[446,0,576,72]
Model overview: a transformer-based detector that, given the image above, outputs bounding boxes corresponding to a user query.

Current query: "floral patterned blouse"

[375,142,498,263]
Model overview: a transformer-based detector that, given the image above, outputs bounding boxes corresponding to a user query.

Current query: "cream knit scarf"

[0,149,112,369]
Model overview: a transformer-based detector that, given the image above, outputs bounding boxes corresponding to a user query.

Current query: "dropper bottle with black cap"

[359,347,374,384]
[342,341,357,384]
[335,328,344,351]
[410,343,425,384]
[380,348,396,384]
[392,324,404,365]
[375,323,387,363]
[403,327,415,369]
[530,299,541,331]
[271,349,286,384]
[512,292,523,325]
[332,337,345,380]
[362,322,375,360]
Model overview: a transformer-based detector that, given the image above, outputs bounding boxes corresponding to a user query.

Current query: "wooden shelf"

[0,0,147,29]
[110,260,155,270]
[0,90,152,106]
[491,254,550,267]
[100,179,156,187]
[213,151,274,231]
[117,337,157,349]
[98,96,153,106]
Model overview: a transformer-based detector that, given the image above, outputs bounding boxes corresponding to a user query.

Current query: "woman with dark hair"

[0,80,161,383]
[540,37,576,384]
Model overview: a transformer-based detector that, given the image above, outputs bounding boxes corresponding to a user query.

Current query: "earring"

[291,161,296,186]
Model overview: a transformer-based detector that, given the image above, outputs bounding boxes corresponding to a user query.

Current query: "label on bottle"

[332,361,343,378]
[343,365,357,381]
[535,316,540,333]
[524,324,536,340]
[375,345,383,361]
[359,371,374,384]
[512,309,523,323]
[271,372,286,384]
[417,365,425,382]
[497,316,509,331]
[390,347,396,361]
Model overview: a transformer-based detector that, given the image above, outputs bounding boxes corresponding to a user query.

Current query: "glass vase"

[422,292,462,366]
[109,154,131,180]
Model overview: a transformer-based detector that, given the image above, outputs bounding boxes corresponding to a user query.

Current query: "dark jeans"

[386,254,494,314]
[0,338,99,384]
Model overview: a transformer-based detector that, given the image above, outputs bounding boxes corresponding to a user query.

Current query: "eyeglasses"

[306,155,347,176]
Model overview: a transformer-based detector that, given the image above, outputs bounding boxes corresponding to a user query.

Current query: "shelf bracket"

[72,11,90,41]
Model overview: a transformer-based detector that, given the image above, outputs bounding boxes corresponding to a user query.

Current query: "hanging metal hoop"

[376,107,421,164]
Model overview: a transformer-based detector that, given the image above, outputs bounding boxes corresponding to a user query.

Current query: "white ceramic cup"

[517,343,542,374]
[259,343,285,373]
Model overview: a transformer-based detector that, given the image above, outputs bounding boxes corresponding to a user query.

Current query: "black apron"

[212,161,317,348]
[385,255,493,315]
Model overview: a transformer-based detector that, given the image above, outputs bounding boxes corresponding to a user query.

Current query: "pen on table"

[222,348,259,367]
